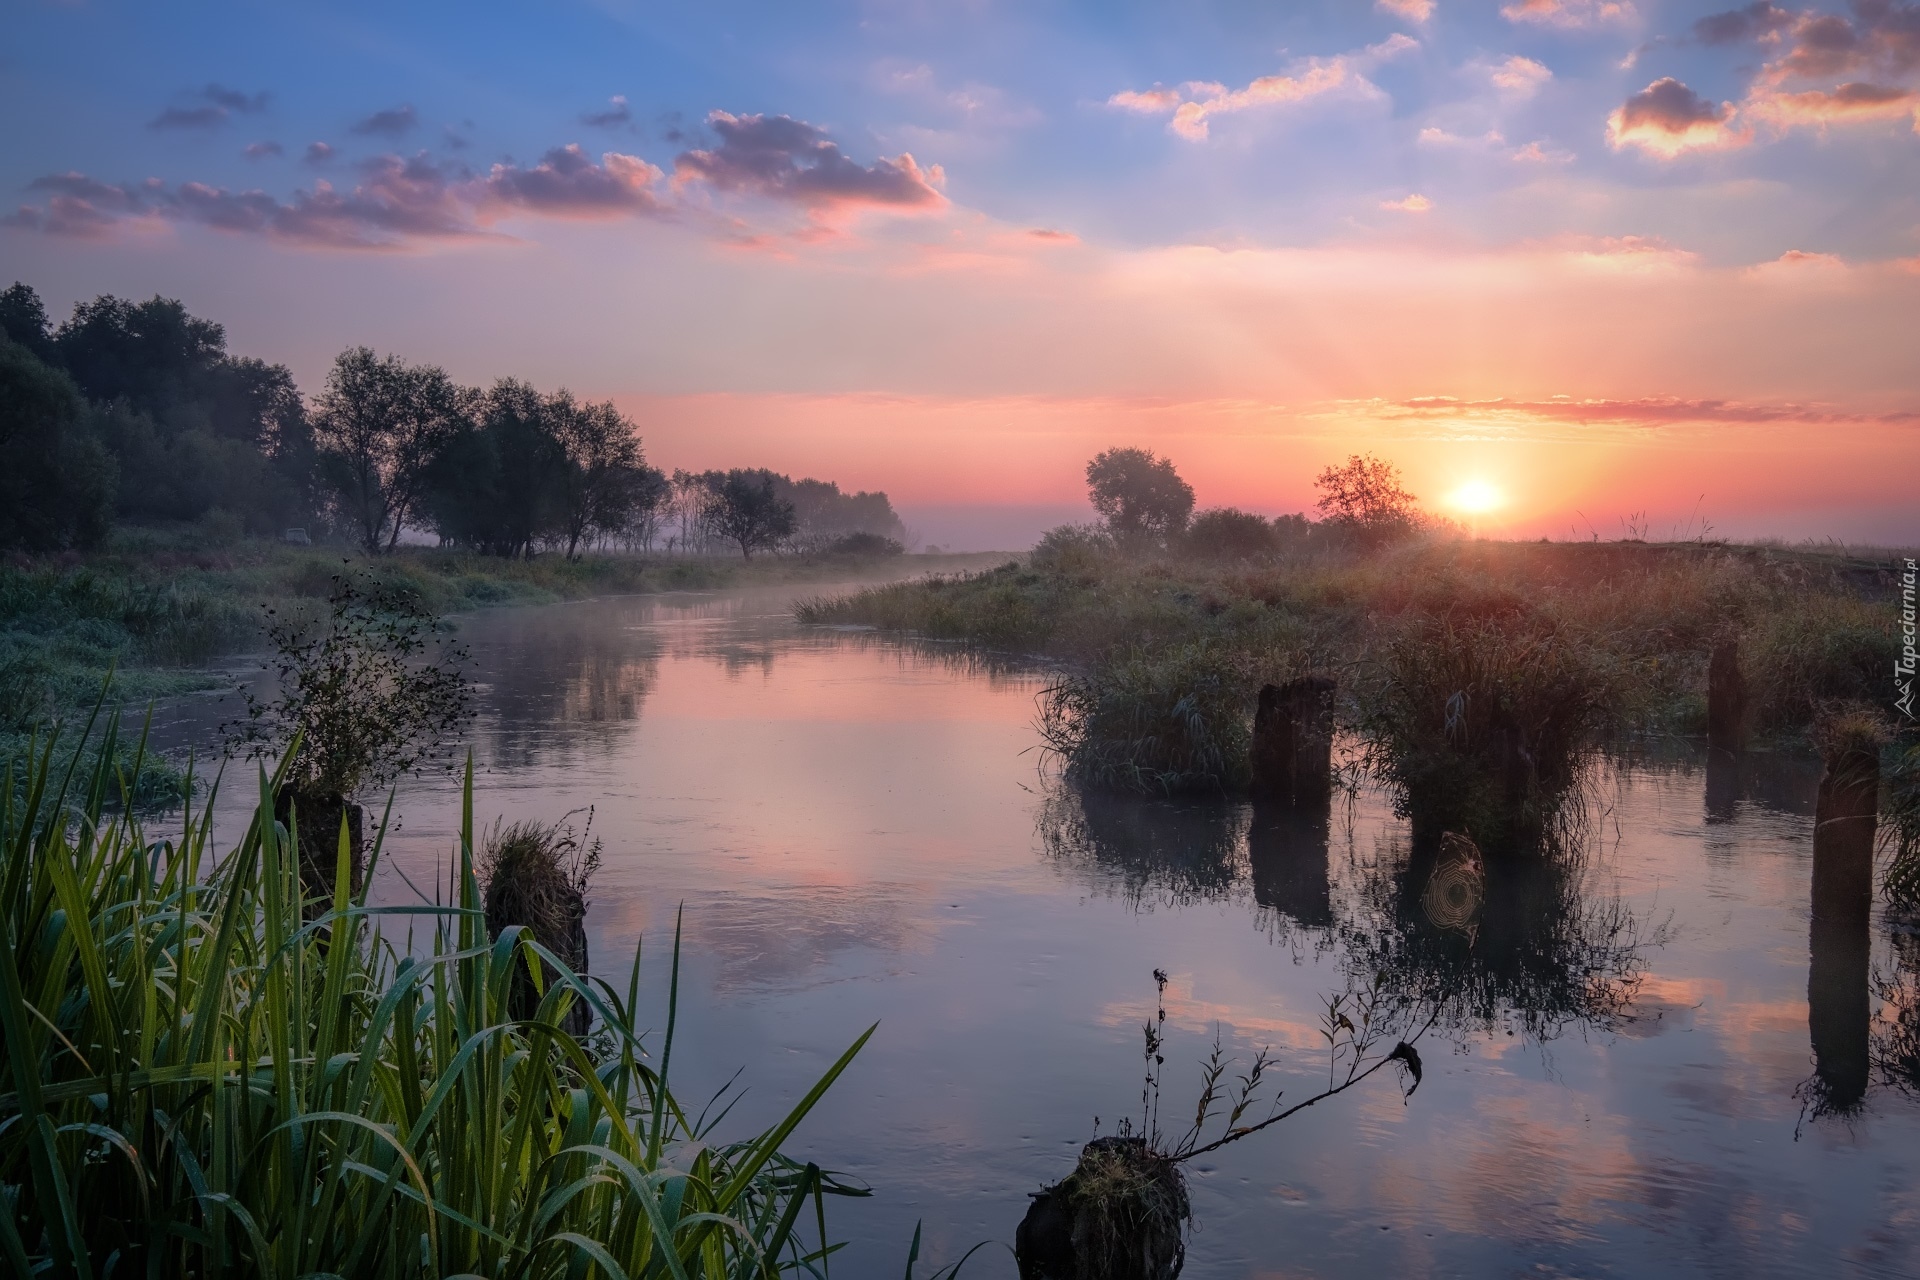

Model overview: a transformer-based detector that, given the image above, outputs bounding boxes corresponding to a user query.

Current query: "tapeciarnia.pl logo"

[1898,557,1917,720]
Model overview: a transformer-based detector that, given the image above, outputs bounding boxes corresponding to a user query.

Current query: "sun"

[1446,479,1505,514]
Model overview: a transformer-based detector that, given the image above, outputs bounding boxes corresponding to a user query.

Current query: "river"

[142,581,1920,1279]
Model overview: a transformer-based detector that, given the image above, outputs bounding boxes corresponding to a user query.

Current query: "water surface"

[146,584,1920,1279]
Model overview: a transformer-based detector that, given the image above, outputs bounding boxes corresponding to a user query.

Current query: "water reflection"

[1037,788,1247,909]
[1038,779,1660,1045]
[1246,802,1332,928]
[470,606,661,769]
[1874,930,1920,1098]
[1341,831,1657,1042]
[1800,746,1879,1119]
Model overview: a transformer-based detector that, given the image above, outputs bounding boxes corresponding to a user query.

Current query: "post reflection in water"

[1246,800,1332,928]
[1802,745,1879,1117]
[1036,780,1659,1045]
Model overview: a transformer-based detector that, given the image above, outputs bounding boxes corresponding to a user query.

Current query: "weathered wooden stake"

[1706,640,1748,753]
[1249,676,1335,806]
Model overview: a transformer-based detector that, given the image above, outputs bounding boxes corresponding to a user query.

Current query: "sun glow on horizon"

[1446,479,1506,514]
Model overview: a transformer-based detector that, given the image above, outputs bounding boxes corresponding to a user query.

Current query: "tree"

[313,347,473,554]
[31,290,320,531]
[0,338,115,552]
[700,470,796,560]
[0,282,58,365]
[423,379,570,558]
[548,394,659,560]
[1313,454,1421,546]
[1086,448,1195,552]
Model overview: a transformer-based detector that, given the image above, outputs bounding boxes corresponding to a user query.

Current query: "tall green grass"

[0,714,870,1277]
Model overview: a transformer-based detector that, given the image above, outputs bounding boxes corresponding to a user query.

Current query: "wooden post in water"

[1808,741,1878,1111]
[1250,676,1335,806]
[1707,640,1748,754]
[277,789,366,913]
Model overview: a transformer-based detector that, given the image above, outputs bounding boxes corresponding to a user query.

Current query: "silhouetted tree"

[549,395,658,560]
[1314,454,1421,547]
[10,289,321,531]
[314,347,473,554]
[699,469,796,559]
[0,282,58,364]
[0,338,115,552]
[424,379,569,557]
[1086,447,1194,552]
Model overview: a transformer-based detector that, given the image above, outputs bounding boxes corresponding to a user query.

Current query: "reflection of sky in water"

[143,585,1920,1279]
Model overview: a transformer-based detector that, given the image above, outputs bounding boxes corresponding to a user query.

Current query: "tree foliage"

[0,338,115,552]
[0,285,319,534]
[1183,508,1278,561]
[1314,454,1422,546]
[312,347,473,554]
[695,469,797,559]
[1086,448,1195,552]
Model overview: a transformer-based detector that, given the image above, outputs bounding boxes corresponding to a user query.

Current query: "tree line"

[1065,445,1426,562]
[0,282,905,560]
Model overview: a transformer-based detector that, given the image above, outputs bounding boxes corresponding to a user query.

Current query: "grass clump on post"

[1016,969,1426,1280]
[482,812,600,1035]
[0,713,871,1277]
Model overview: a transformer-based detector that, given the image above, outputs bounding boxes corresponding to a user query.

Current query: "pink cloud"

[1377,0,1435,21]
[1607,78,1751,157]
[1107,35,1417,141]
[1381,193,1434,212]
[6,111,940,250]
[1501,0,1637,29]
[1490,55,1554,96]
[674,112,945,213]
[1747,80,1918,124]
[1375,394,1915,425]
[475,145,665,218]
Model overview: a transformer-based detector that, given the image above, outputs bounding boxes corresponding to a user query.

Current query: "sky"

[4,0,1918,548]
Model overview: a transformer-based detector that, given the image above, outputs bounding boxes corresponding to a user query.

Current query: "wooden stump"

[275,789,365,912]
[1015,1137,1188,1280]
[1249,676,1334,806]
[1706,641,1748,754]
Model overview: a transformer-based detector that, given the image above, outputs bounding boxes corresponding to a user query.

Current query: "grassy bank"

[2,527,1002,798]
[0,724,869,1275]
[801,537,1907,808]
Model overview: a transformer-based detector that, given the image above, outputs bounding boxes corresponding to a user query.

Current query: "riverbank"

[799,536,1907,780]
[0,525,1006,794]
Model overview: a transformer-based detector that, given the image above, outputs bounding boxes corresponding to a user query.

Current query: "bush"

[1181,508,1277,562]
[1030,523,1116,575]
[1357,613,1623,852]
[1039,641,1271,794]
[826,531,904,556]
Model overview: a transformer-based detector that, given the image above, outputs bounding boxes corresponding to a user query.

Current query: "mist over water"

[146,584,1920,1278]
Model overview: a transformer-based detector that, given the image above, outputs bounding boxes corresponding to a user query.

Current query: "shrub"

[1181,508,1277,562]
[1038,641,1273,794]
[826,531,904,556]
[1357,613,1623,852]
[1030,523,1115,575]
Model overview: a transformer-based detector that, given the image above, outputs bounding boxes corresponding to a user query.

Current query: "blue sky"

[4,1,1918,542]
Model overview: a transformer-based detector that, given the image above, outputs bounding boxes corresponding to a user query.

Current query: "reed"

[0,709,869,1278]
